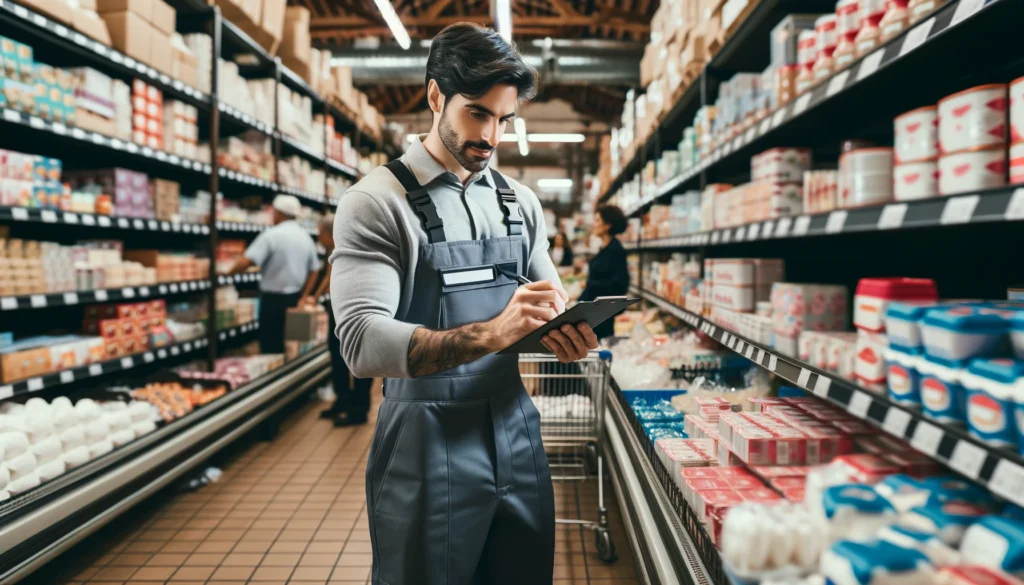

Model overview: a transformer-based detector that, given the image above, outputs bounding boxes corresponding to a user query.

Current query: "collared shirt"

[329,136,560,379]
[245,219,321,294]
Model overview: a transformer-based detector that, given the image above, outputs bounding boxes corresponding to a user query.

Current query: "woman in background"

[550,230,575,267]
[579,205,629,340]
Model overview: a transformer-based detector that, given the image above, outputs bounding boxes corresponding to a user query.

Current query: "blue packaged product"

[960,516,1024,577]
[885,346,924,408]
[821,539,934,585]
[1012,311,1024,360]
[877,525,961,567]
[901,501,989,546]
[921,306,1010,362]
[886,302,940,350]
[961,358,1023,450]
[917,355,968,424]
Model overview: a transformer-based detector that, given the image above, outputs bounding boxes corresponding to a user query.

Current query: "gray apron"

[365,161,555,585]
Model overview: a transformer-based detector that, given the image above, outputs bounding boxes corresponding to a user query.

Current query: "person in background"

[550,230,574,267]
[304,213,371,427]
[579,204,629,340]
[227,194,320,354]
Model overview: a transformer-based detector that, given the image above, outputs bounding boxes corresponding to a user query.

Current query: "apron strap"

[489,168,523,237]
[385,160,446,244]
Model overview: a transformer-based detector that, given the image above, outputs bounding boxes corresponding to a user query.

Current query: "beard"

[438,108,494,173]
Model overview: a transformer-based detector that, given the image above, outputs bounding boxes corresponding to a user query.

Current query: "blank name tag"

[441,267,496,287]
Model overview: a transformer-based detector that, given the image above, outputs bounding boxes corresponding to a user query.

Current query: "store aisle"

[30,388,639,585]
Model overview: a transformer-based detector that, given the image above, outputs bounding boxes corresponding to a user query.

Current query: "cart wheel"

[595,527,616,563]
[584,442,599,475]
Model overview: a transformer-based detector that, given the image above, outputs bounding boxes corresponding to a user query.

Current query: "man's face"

[437,84,519,173]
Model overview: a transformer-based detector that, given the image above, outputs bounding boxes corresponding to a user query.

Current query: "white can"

[1010,142,1024,185]
[840,148,894,208]
[1011,76,1024,143]
[894,106,937,163]
[938,145,1007,195]
[938,84,1008,154]
[842,147,894,175]
[893,159,938,201]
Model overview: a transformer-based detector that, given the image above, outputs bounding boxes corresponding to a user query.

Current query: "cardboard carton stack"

[163,100,199,160]
[215,0,286,57]
[151,179,180,222]
[97,0,177,77]
[170,36,199,89]
[131,80,163,150]
[279,7,311,80]
[14,0,111,45]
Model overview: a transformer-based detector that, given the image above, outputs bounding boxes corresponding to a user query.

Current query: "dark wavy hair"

[597,205,627,236]
[425,23,538,101]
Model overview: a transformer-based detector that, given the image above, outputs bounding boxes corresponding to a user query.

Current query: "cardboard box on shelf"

[150,31,173,74]
[96,0,152,21]
[259,0,286,54]
[102,11,153,64]
[70,8,112,45]
[279,6,310,66]
[213,0,255,30]
[149,0,175,35]
[240,0,261,32]
[18,0,71,24]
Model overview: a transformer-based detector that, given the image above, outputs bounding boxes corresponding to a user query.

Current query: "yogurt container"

[877,525,961,566]
[938,84,1009,154]
[856,330,890,391]
[875,474,933,513]
[917,355,968,424]
[821,539,934,585]
[895,106,938,163]
[1011,142,1024,185]
[921,476,995,508]
[921,306,1008,362]
[886,347,924,407]
[886,302,941,350]
[1011,311,1024,360]
[855,278,939,333]
[1011,76,1024,142]
[961,358,1023,449]
[813,483,898,543]
[960,515,1024,577]
[901,501,989,546]
[894,160,939,201]
[938,146,1008,195]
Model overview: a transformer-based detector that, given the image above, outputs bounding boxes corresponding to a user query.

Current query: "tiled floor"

[30,386,640,585]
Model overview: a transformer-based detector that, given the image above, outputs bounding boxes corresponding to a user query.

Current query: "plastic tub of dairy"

[0,464,9,490]
[885,347,923,407]
[917,356,968,424]
[885,302,940,350]
[1011,142,1024,185]
[1011,311,1024,360]
[821,539,934,585]
[938,84,1008,154]
[959,515,1024,576]
[713,284,756,312]
[1012,76,1024,142]
[855,330,889,390]
[901,501,989,546]
[6,451,37,480]
[855,278,938,333]
[920,306,1009,361]
[938,145,1007,195]
[875,474,933,512]
[812,483,898,543]
[894,160,939,200]
[960,358,1023,449]
[877,525,962,566]
[895,106,938,163]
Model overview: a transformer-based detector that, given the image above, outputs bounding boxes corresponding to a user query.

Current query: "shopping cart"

[518,352,616,563]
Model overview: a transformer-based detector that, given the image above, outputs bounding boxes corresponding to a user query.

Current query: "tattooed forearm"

[407,322,494,377]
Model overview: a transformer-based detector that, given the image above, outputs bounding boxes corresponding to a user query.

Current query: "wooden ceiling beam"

[310,13,649,31]
[396,87,427,113]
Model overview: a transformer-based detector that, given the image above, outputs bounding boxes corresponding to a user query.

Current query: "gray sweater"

[329,138,559,379]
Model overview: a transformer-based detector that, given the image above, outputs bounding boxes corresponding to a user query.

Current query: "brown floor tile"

[92,566,138,580]
[129,566,177,581]
[251,566,295,581]
[245,529,282,540]
[170,566,216,580]
[270,541,309,553]
[210,566,255,580]
[108,553,152,566]
[221,552,264,566]
[291,566,332,580]
[330,567,369,581]
[261,553,302,567]
[208,529,246,541]
[233,540,274,553]
[145,553,189,566]
[184,553,226,566]
[194,540,236,553]
[173,529,210,541]
[334,554,372,567]
[300,553,340,567]
[306,542,345,554]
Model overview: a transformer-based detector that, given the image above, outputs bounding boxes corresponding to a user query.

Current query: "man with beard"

[329,22,598,585]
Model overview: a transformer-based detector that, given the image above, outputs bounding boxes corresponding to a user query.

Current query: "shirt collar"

[402,135,494,189]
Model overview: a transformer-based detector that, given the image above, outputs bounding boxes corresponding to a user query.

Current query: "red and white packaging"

[710,259,755,286]
[831,453,902,484]
[840,148,895,208]
[741,487,784,503]
[895,106,938,163]
[938,146,1007,195]
[696,489,747,524]
[770,476,808,491]
[1010,142,1024,185]
[884,450,943,477]
[748,398,788,413]
[826,333,859,380]
[938,84,1009,154]
[752,148,812,183]
[1012,76,1024,142]
[854,278,939,333]
[681,467,722,481]
[783,488,807,502]
[751,465,814,479]
[937,566,1024,585]
[895,159,939,200]
[855,329,889,390]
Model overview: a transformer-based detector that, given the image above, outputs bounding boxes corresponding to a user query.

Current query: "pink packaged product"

[751,465,814,478]
[770,476,808,490]
[831,453,902,484]
[884,451,943,477]
[854,278,939,333]
[831,419,876,435]
[783,488,806,502]
[695,489,747,525]
[855,329,890,391]
[681,467,723,480]
[748,397,789,412]
[752,148,812,183]
[685,415,721,441]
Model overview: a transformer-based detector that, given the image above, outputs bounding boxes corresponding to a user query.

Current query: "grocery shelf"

[630,285,1024,508]
[0,279,211,312]
[0,0,210,107]
[605,378,720,585]
[216,220,268,234]
[625,186,1024,251]
[279,64,322,105]
[217,273,261,285]
[1,106,212,175]
[0,206,212,235]
[279,133,325,164]
[218,101,274,136]
[278,184,326,205]
[217,167,277,190]
[220,18,274,70]
[0,347,330,583]
[326,157,360,180]
[603,0,1017,207]
[0,337,209,400]
[217,320,259,342]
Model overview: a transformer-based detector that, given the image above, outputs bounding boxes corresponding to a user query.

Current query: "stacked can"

[937,84,1008,195]
[893,106,939,200]
[1011,77,1024,184]
[854,0,888,57]
[839,147,894,207]
[812,14,839,84]
[831,0,861,72]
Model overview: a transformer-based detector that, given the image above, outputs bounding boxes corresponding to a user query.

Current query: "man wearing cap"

[227,194,320,354]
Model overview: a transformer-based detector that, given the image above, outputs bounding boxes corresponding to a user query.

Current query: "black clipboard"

[497,296,642,354]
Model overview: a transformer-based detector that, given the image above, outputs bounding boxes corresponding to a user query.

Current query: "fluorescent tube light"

[537,178,573,188]
[514,118,529,156]
[372,0,411,50]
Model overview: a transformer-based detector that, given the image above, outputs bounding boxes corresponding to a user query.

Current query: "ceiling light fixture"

[499,133,587,143]
[537,178,574,189]
[372,0,411,50]
[514,118,529,156]
[492,0,512,42]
